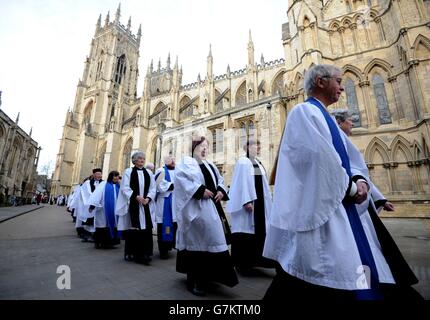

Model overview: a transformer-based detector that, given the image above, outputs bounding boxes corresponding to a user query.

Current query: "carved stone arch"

[82,100,94,124]
[364,58,393,78]
[342,64,364,82]
[369,9,379,20]
[152,101,167,115]
[341,17,352,27]
[179,94,192,106]
[412,140,424,161]
[234,80,247,107]
[293,72,304,92]
[390,135,413,162]
[412,34,430,60]
[329,21,340,31]
[303,16,311,27]
[270,69,286,96]
[365,137,390,163]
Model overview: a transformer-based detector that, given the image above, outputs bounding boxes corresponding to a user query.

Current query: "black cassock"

[123,167,153,262]
[176,162,238,288]
[231,158,276,271]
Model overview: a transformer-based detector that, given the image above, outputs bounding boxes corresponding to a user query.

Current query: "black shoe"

[187,283,206,297]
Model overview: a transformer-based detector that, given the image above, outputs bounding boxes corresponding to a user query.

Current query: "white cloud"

[0,0,288,175]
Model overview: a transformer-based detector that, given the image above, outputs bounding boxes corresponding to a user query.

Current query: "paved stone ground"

[0,205,428,300]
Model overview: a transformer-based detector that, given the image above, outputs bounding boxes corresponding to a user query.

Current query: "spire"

[137,24,142,43]
[167,52,171,69]
[127,16,131,30]
[115,3,121,24]
[157,58,161,71]
[197,73,201,82]
[16,112,20,124]
[247,29,255,66]
[104,11,110,27]
[227,64,231,74]
[260,53,265,66]
[29,127,32,137]
[150,59,153,72]
[96,14,101,31]
[208,44,213,58]
[180,65,183,74]
[207,44,213,79]
[174,55,178,70]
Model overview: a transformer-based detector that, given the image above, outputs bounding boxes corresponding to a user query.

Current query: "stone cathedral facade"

[52,1,430,217]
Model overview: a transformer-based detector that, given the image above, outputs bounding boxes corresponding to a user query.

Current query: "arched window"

[179,96,194,120]
[237,117,256,151]
[235,82,247,106]
[272,72,285,96]
[114,54,126,85]
[345,78,361,127]
[122,138,133,171]
[372,73,392,124]
[149,102,168,126]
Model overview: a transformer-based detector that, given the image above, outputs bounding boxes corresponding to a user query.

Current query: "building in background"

[52,1,430,217]
[0,94,41,205]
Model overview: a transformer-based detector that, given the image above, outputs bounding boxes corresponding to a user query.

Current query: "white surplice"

[263,101,394,291]
[173,156,228,253]
[115,167,156,231]
[154,167,177,224]
[226,156,272,234]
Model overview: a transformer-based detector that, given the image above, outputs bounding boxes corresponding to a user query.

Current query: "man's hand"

[142,198,150,206]
[383,201,395,211]
[214,191,224,203]
[136,195,145,204]
[354,181,368,204]
[244,203,253,213]
[203,189,214,199]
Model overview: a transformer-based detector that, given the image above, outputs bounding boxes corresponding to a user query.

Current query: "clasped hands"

[136,195,150,205]
[353,180,369,204]
[202,189,224,203]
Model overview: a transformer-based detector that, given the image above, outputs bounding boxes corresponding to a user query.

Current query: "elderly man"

[331,108,395,213]
[263,64,421,301]
[154,155,177,259]
[116,151,156,265]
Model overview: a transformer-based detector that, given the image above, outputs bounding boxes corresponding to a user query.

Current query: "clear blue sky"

[0,0,288,175]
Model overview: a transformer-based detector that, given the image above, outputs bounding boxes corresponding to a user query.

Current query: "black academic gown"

[123,167,154,262]
[231,158,276,270]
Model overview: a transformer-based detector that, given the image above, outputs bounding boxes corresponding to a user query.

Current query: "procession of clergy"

[65,64,423,300]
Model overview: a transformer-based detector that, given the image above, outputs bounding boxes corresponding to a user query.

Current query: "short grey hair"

[131,151,145,164]
[304,64,342,95]
[330,108,351,123]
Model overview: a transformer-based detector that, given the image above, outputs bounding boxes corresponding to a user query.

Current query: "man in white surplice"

[116,151,156,265]
[263,64,409,301]
[79,169,103,241]
[227,139,276,273]
[154,155,177,259]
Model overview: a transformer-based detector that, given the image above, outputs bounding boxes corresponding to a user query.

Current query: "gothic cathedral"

[52,1,430,217]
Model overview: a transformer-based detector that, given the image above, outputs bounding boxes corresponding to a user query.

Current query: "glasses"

[322,76,342,85]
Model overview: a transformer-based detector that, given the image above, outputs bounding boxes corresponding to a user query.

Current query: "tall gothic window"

[114,54,126,85]
[237,118,255,150]
[372,73,392,124]
[210,126,224,154]
[345,78,361,127]
[123,138,133,171]
[235,82,247,106]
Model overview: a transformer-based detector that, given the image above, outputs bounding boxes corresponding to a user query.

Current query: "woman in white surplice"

[115,151,156,265]
[227,139,276,273]
[174,136,238,296]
